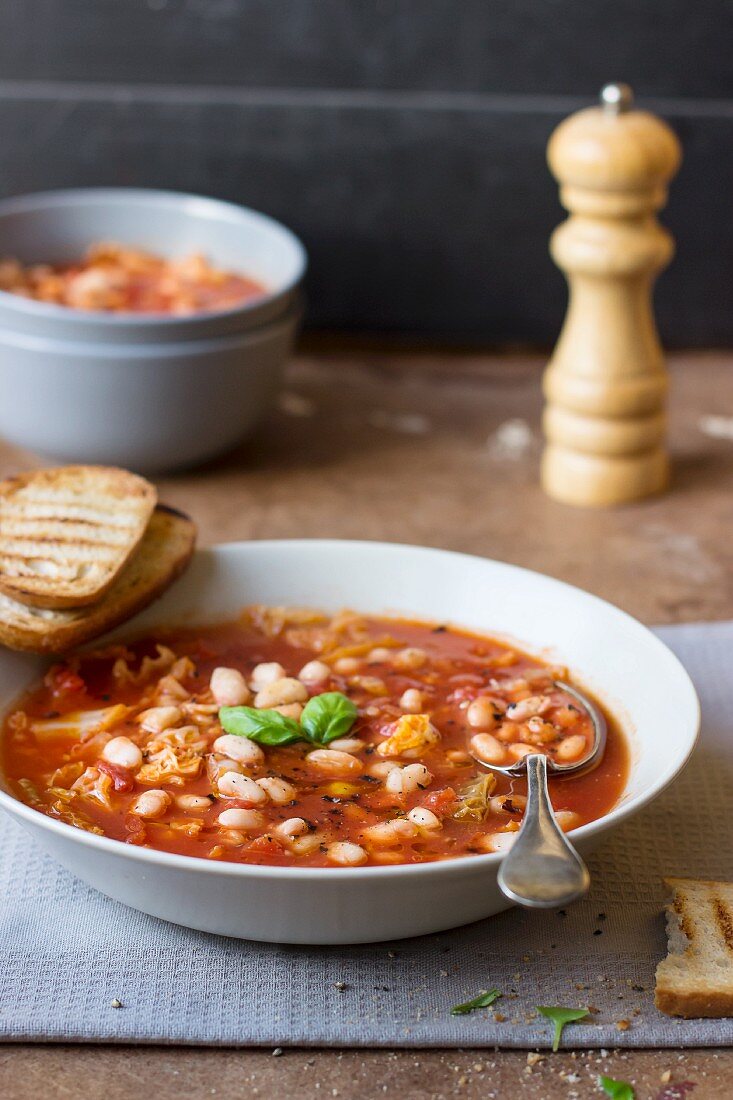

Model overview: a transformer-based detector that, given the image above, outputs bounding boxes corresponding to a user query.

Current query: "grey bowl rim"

[0,186,308,329]
[0,298,303,358]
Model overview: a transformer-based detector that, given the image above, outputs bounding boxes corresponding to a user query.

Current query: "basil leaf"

[599,1077,635,1100]
[450,988,502,1016]
[301,692,358,745]
[219,706,303,745]
[536,1005,590,1052]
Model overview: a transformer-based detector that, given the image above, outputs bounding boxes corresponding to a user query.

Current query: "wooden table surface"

[3,347,733,1099]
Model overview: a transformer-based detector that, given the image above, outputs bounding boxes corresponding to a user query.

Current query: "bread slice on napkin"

[0,465,157,609]
[0,505,195,654]
[655,877,733,1017]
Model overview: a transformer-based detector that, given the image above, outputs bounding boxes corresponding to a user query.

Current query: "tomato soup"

[1,607,628,868]
[0,242,265,315]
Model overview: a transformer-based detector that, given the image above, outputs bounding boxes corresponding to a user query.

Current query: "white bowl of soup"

[0,189,306,471]
[0,540,699,944]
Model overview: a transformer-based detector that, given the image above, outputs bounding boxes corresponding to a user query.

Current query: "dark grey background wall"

[1,1,732,344]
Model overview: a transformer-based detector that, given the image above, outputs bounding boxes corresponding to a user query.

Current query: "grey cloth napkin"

[1,620,732,1048]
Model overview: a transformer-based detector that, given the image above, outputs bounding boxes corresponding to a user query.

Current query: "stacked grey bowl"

[0,189,306,471]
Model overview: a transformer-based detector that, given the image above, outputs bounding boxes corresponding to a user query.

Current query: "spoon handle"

[497,753,590,909]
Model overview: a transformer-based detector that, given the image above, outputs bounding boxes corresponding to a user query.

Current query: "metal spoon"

[475,680,607,910]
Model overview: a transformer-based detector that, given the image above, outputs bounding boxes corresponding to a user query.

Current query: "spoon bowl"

[476,680,607,909]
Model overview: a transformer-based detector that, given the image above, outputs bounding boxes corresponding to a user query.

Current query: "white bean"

[508,742,534,760]
[496,720,520,743]
[256,776,296,804]
[362,818,418,846]
[289,832,324,855]
[352,675,387,696]
[407,807,441,830]
[506,695,552,721]
[218,807,265,830]
[306,749,363,776]
[370,850,402,865]
[367,760,401,779]
[212,734,265,767]
[554,810,581,832]
[131,789,170,819]
[470,733,505,765]
[176,794,212,812]
[446,749,472,765]
[275,816,309,840]
[333,657,360,675]
[402,763,432,790]
[210,667,251,707]
[299,660,331,683]
[484,832,517,854]
[393,647,427,671]
[555,734,587,762]
[218,771,267,804]
[385,768,405,795]
[250,662,286,691]
[385,763,432,796]
[399,688,424,713]
[254,677,308,709]
[328,737,364,753]
[101,736,142,771]
[208,756,244,779]
[138,705,182,734]
[367,647,392,664]
[488,793,527,815]
[327,841,368,866]
[466,698,497,731]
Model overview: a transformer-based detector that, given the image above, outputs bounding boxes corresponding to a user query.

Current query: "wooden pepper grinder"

[541,83,681,507]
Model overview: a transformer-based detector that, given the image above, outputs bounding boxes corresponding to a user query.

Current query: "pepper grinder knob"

[541,84,682,507]
[600,82,634,114]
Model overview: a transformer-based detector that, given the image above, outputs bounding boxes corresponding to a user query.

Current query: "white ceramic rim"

[0,540,701,883]
[0,187,307,327]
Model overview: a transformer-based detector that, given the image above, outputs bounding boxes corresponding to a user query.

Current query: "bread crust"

[0,465,157,609]
[0,505,195,653]
[655,877,733,1018]
[655,988,733,1018]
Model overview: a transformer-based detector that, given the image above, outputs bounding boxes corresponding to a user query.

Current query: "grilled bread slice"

[0,505,195,654]
[0,466,157,609]
[655,877,733,1017]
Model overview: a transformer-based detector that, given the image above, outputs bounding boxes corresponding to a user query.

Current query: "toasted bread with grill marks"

[0,466,157,609]
[0,505,195,654]
[655,877,733,1018]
